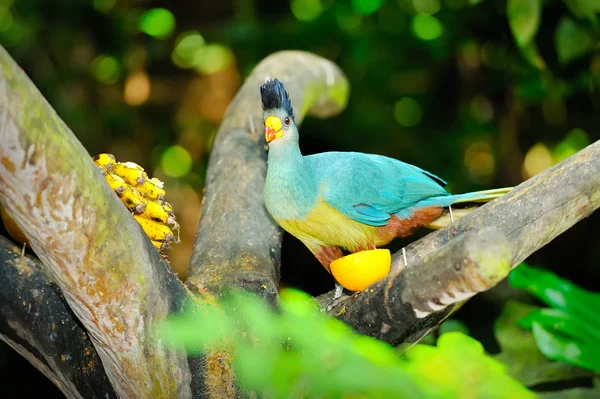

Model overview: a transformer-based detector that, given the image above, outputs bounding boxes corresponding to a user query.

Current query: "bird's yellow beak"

[264,116,283,143]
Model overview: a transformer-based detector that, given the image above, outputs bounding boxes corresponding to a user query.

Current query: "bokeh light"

[90,55,120,84]
[193,44,234,75]
[161,145,193,178]
[124,71,151,106]
[412,14,443,41]
[552,128,589,163]
[393,98,423,127]
[139,8,175,39]
[0,6,12,32]
[291,0,323,21]
[351,0,383,15]
[93,0,115,14]
[523,143,553,178]
[464,140,495,183]
[412,0,441,15]
[172,31,206,69]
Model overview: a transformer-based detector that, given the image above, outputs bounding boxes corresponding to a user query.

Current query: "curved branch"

[187,51,349,299]
[321,228,511,346]
[324,140,600,345]
[0,45,196,398]
[0,236,116,399]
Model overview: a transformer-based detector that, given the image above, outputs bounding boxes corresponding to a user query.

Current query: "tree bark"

[319,227,512,347]
[0,45,197,398]
[0,236,116,399]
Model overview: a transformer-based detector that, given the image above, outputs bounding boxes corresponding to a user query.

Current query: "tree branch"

[320,228,511,346]
[0,45,198,398]
[323,140,600,346]
[0,235,116,399]
[187,51,349,300]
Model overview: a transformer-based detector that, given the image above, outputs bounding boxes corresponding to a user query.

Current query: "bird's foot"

[325,281,349,312]
[334,281,344,299]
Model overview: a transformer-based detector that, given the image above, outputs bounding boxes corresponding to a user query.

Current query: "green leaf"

[532,322,600,372]
[508,0,542,47]
[509,264,600,332]
[520,308,600,343]
[494,301,592,386]
[563,0,600,23]
[404,332,537,399]
[555,17,597,65]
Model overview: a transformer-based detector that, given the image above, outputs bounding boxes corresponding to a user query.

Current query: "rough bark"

[0,236,116,399]
[187,50,349,303]
[320,228,512,347]
[322,139,600,346]
[0,45,197,398]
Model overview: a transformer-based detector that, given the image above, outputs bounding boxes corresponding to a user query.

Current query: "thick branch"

[187,51,349,299]
[0,45,197,398]
[322,228,511,346]
[0,236,116,399]
[324,140,600,345]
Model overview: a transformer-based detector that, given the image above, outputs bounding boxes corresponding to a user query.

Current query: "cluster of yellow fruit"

[93,154,179,258]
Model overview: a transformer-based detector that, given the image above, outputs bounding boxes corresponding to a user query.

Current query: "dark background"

[1,0,598,396]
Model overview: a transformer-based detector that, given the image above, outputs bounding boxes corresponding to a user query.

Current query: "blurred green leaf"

[494,300,591,387]
[404,332,537,399]
[438,319,470,336]
[555,17,596,65]
[139,8,175,39]
[509,264,600,373]
[159,289,535,398]
[563,0,600,23]
[532,322,600,372]
[508,0,541,47]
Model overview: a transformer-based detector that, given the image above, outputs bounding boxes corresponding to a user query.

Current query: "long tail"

[444,187,514,204]
[423,187,513,229]
[417,187,513,208]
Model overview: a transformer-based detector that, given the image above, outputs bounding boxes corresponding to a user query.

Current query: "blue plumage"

[260,78,511,270]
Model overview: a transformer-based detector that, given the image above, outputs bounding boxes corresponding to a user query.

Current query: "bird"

[260,78,511,274]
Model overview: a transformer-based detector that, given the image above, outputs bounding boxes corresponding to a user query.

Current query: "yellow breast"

[275,198,384,253]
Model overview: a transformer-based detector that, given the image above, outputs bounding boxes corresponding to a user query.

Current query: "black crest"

[260,78,294,121]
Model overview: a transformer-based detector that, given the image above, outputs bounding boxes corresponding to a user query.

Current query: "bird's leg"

[334,281,344,299]
[313,245,344,274]
[448,204,455,223]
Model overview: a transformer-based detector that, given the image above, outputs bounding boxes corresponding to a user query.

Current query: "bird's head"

[260,78,297,145]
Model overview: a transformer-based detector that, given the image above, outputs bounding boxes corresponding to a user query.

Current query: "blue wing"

[306,152,450,226]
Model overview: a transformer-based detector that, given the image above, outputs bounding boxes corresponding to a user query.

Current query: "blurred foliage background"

[0,0,599,396]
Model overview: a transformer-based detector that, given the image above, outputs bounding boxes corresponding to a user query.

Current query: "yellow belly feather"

[275,198,388,254]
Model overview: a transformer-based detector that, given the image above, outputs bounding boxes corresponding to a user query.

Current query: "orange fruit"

[1,205,29,247]
[330,249,391,292]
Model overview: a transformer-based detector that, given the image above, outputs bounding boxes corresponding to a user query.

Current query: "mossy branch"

[323,140,600,346]
[0,45,196,398]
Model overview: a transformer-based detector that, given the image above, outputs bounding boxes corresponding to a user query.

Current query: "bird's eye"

[284,117,291,126]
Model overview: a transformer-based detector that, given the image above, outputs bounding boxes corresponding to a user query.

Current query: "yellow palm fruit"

[104,173,128,196]
[112,162,146,187]
[93,153,116,171]
[133,214,175,242]
[151,240,170,252]
[160,200,173,213]
[119,187,147,214]
[141,199,173,224]
[137,177,166,201]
